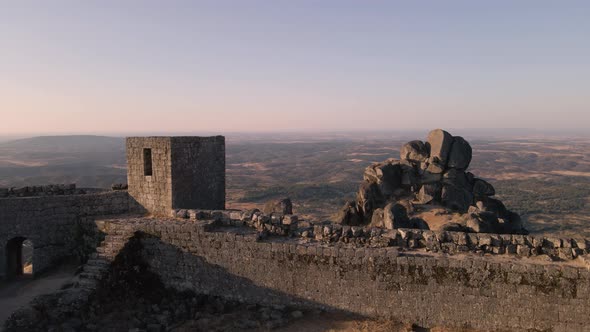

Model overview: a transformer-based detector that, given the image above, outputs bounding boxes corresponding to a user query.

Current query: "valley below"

[1,131,589,238]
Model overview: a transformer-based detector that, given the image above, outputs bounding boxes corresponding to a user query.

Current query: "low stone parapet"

[170,208,590,262]
[0,184,84,198]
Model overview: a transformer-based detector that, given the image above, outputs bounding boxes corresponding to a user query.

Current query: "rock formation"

[263,197,293,215]
[336,129,526,234]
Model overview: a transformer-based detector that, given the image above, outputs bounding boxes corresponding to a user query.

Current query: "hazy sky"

[1,1,589,134]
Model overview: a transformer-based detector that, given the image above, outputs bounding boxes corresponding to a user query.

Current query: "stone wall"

[0,184,86,198]
[170,136,225,211]
[127,137,173,216]
[93,217,590,331]
[0,191,131,278]
[171,208,590,263]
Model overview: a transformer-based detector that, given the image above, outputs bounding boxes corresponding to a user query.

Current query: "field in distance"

[0,131,589,238]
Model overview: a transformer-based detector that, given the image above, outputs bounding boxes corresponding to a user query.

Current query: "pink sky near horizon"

[1,1,589,135]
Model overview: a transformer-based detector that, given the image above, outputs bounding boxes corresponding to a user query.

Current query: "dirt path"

[0,264,77,327]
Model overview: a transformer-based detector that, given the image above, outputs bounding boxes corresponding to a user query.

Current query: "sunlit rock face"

[336,129,526,235]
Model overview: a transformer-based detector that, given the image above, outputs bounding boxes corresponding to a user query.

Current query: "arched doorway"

[5,237,33,279]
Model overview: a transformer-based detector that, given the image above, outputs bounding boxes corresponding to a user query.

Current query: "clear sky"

[1,1,589,134]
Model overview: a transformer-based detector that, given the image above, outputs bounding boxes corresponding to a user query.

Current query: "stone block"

[229,210,242,221]
[572,238,587,250]
[478,234,492,246]
[282,214,298,226]
[516,245,530,257]
[452,232,468,245]
[505,244,517,254]
[557,248,574,260]
[544,237,562,249]
[490,235,502,247]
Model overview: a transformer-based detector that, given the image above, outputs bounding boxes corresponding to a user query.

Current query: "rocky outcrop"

[400,140,429,162]
[336,129,526,234]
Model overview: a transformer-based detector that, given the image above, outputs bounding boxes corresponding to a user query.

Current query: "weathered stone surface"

[400,164,419,188]
[440,222,470,232]
[0,191,132,279]
[425,159,445,174]
[341,129,524,234]
[447,136,472,170]
[8,216,590,332]
[383,202,411,229]
[441,169,474,212]
[426,129,453,165]
[473,179,495,198]
[400,140,429,163]
[282,214,298,226]
[442,169,472,190]
[127,136,225,216]
[410,217,430,230]
[363,160,403,197]
[356,182,385,223]
[465,212,499,233]
[0,184,82,197]
[416,183,441,204]
[335,201,362,226]
[441,185,473,212]
[500,211,526,234]
[419,170,442,184]
[477,197,508,218]
[263,198,293,215]
[368,208,385,228]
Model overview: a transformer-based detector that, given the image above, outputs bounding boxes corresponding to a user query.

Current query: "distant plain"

[1,131,589,238]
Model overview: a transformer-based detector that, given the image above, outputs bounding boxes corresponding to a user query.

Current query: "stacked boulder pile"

[336,129,526,235]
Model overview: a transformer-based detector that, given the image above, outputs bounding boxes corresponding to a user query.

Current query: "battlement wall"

[92,217,590,331]
[0,190,133,277]
[0,183,94,198]
[171,208,590,263]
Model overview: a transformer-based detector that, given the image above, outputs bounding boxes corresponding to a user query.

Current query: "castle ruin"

[2,133,590,331]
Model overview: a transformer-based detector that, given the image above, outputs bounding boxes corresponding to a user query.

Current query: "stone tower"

[126,136,225,216]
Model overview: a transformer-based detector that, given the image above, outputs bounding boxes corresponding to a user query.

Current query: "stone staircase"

[71,224,136,290]
[3,222,138,331]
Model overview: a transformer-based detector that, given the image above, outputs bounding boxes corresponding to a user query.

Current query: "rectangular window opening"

[143,148,153,176]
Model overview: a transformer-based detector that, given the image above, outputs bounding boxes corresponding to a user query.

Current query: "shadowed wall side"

[96,218,590,332]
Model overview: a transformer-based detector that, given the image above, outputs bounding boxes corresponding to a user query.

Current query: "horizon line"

[2,127,590,140]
